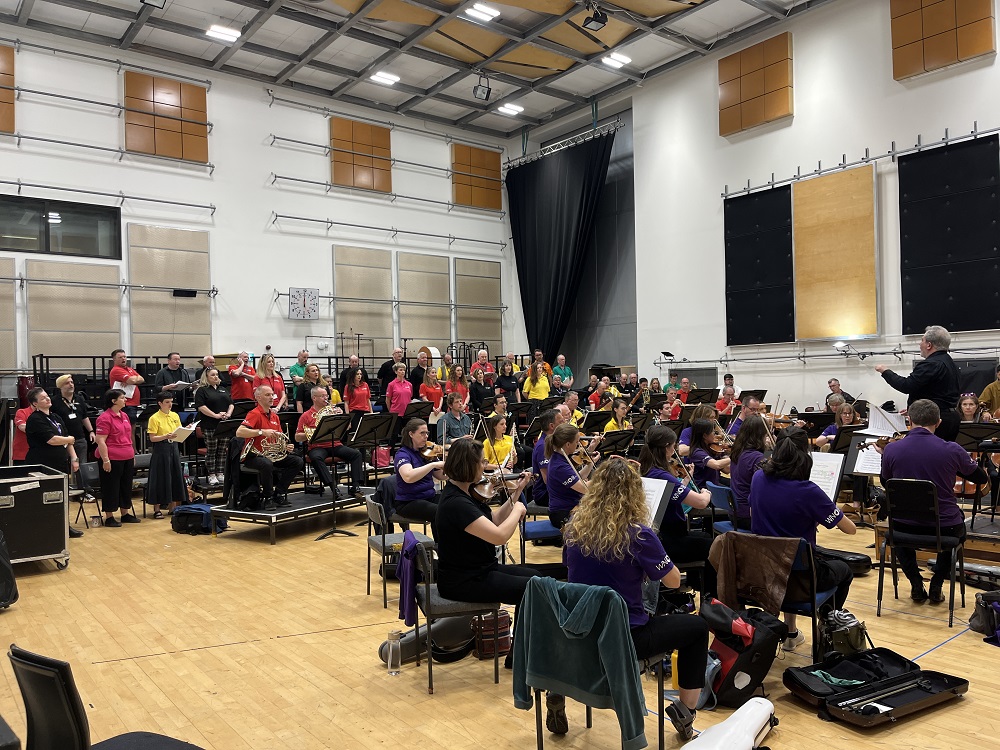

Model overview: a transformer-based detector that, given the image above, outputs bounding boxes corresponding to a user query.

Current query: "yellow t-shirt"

[147,409,181,437]
[483,435,515,468]
[329,388,342,405]
[604,417,630,433]
[523,377,550,400]
[571,408,584,428]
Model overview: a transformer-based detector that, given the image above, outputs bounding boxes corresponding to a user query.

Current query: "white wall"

[0,28,528,369]
[632,0,1000,409]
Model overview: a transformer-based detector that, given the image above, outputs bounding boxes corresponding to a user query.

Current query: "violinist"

[437,392,472,443]
[483,414,516,471]
[814,402,861,450]
[546,423,593,529]
[531,409,562,507]
[639,426,716,597]
[394,418,445,527]
[688,419,731,487]
[957,393,993,424]
[677,404,718,457]
[715,386,740,416]
[725,396,762,438]
[604,399,631,433]
[727,416,771,530]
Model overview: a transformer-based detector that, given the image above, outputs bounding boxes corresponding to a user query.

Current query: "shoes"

[207,475,219,487]
[83,493,96,503]
[121,514,140,524]
[153,510,164,520]
[274,494,292,507]
[68,526,84,538]
[104,517,121,527]
[910,583,929,603]
[666,699,696,741]
[782,630,805,651]
[928,579,945,604]
[545,693,568,735]
[351,488,366,500]
[214,474,225,484]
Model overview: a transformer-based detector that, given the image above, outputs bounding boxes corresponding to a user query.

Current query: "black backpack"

[171,504,228,535]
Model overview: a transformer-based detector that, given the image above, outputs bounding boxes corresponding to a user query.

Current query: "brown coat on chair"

[708,532,798,615]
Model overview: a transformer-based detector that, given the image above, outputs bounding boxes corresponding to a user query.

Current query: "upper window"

[0,195,121,259]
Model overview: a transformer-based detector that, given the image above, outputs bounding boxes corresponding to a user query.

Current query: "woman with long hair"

[469,366,493,414]
[295,363,333,412]
[957,393,991,423]
[419,367,443,425]
[522,361,551,403]
[483,413,515,471]
[495,360,521,404]
[253,353,287,410]
[677,404,718,456]
[604,398,631,432]
[345,366,372,429]
[649,377,662,396]
[545,422,592,529]
[639,425,716,597]
[194,368,233,486]
[727,415,770,530]
[687,419,731,487]
[393,418,444,524]
[751,426,856,650]
[445,364,470,412]
[565,459,708,740]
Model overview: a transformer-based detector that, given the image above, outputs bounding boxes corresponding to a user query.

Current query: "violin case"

[782,647,968,727]
[814,546,872,576]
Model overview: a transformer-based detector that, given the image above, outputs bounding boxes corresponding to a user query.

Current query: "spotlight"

[583,9,608,32]
[473,74,492,101]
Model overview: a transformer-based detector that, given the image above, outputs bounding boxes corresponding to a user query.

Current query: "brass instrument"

[241,429,291,461]
[303,402,339,442]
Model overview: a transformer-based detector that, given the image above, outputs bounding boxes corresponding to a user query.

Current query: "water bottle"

[386,630,402,675]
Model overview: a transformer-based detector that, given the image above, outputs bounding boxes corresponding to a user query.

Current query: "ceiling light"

[47,212,61,224]
[472,74,492,101]
[206,24,241,44]
[601,52,631,69]
[140,0,166,8]
[583,9,608,32]
[466,3,500,22]
[497,103,523,116]
[370,71,400,86]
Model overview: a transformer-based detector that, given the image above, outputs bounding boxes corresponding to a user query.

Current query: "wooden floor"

[1,502,997,749]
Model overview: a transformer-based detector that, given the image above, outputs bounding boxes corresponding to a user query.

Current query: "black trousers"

[937,410,961,442]
[308,445,363,489]
[439,563,541,650]
[658,524,718,598]
[893,522,966,586]
[630,614,709,691]
[100,458,135,514]
[394,496,439,523]
[243,453,304,497]
[549,509,571,529]
[787,555,853,611]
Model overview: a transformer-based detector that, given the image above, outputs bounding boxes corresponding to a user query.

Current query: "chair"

[879,478,966,627]
[365,498,432,608]
[131,452,152,518]
[412,541,500,694]
[519,503,562,564]
[7,643,204,749]
[706,482,737,535]
[0,710,18,749]
[73,462,102,527]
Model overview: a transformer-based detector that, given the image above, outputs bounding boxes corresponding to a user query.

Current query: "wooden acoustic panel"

[792,165,878,340]
[0,45,14,134]
[451,144,501,210]
[123,71,208,163]
[719,32,793,136]
[891,0,995,79]
[329,116,392,193]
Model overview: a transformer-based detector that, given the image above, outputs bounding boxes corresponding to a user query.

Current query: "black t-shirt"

[50,393,88,443]
[408,366,426,395]
[377,360,402,393]
[25,410,70,471]
[194,385,233,430]
[470,381,493,412]
[435,482,497,585]
[495,374,519,399]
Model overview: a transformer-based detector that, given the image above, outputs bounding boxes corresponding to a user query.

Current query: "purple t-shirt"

[749,471,842,546]
[531,436,550,505]
[726,416,743,437]
[729,449,764,520]
[821,423,838,438]
[880,427,979,527]
[546,451,582,513]
[645,467,691,526]
[678,426,693,446]
[690,447,720,487]
[394,445,435,502]
[567,525,675,627]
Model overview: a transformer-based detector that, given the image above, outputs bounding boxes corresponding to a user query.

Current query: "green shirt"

[289,362,308,380]
[552,364,573,382]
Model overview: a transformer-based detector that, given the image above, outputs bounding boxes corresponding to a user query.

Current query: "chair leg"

[493,609,499,685]
[890,546,899,600]
[948,552,957,628]
[426,616,434,695]
[414,608,420,668]
[811,615,820,663]
[877,540,887,617]
[535,688,544,750]
[382,552,389,609]
[658,656,665,750]
[959,546,966,608]
[366,545,372,596]
[586,704,592,729]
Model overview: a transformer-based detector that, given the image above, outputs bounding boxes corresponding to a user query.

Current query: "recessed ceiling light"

[370,71,400,86]
[601,52,631,69]
[206,24,241,44]
[497,104,523,116]
[466,3,500,22]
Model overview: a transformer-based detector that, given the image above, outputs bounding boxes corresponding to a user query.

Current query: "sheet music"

[640,477,669,528]
[861,404,907,437]
[809,451,845,501]
[852,441,884,476]
[170,420,199,443]
[112,381,136,398]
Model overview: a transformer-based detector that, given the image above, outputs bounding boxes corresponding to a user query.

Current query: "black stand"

[956,423,1000,529]
[685,388,720,405]
[403,400,434,422]
[595,429,635,458]
[581,410,614,434]
[312,413,360,540]
[631,412,654,434]
[350,412,396,483]
[538,395,564,412]
[507,401,533,429]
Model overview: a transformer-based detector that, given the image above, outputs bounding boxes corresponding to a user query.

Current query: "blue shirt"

[531,435,550,505]
[567,525,675,627]
[644,467,691,526]
[726,416,743,437]
[547,452,583,514]
[749,471,842,547]
[729,449,764,520]
[394,445,435,502]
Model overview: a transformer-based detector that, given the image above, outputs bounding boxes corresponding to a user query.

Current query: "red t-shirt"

[240,405,282,458]
[678,390,690,403]
[470,361,496,384]
[346,382,372,413]
[420,383,443,410]
[252,373,285,406]
[109,365,142,406]
[13,406,32,460]
[445,381,469,411]
[228,364,256,401]
[296,407,341,449]
[715,398,741,413]
[670,403,682,420]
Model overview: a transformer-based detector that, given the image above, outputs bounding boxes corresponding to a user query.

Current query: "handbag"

[969,591,1000,637]
[820,609,872,656]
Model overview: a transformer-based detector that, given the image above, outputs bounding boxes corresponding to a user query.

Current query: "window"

[0,195,121,259]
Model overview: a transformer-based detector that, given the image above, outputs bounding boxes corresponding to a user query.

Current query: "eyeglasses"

[960,392,977,398]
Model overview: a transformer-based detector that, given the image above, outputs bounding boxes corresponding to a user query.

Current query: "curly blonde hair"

[564,458,649,561]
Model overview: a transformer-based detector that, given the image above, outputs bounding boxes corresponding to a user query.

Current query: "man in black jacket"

[875,325,960,441]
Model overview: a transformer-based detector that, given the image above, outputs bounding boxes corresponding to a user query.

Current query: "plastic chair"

[706,482,737,535]
[7,643,204,749]
[879,478,966,627]
[365,498,432,608]
[73,461,102,527]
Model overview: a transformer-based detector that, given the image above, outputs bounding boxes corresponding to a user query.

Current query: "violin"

[420,441,444,460]
[470,471,525,504]
[667,455,687,480]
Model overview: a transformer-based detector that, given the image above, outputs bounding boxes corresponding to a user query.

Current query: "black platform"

[210,488,371,544]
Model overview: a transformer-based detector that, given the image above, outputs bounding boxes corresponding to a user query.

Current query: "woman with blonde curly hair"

[564,458,709,741]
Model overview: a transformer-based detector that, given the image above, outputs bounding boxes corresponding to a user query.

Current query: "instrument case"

[782,647,968,727]
[0,465,69,569]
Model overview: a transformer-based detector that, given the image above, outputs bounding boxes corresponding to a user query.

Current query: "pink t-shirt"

[96,409,135,461]
[385,379,413,416]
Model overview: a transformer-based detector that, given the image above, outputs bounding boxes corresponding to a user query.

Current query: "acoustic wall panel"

[718,32,793,136]
[891,0,995,80]
[124,71,208,163]
[456,258,501,355]
[330,116,392,193]
[724,187,794,346]
[792,166,878,340]
[398,252,450,353]
[0,45,14,135]
[899,135,1000,333]
[334,246,393,357]
[0,258,15,368]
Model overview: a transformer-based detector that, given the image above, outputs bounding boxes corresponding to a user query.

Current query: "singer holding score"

[146,392,187,519]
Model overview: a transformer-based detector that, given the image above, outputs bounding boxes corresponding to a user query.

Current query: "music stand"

[312,413,361,540]
[230,400,255,421]
[661,419,685,435]
[739,389,767,403]
[802,412,836,439]
[581,410,614,434]
[595,429,634,458]
[679,404,701,427]
[830,423,865,454]
[716,414,734,431]
[648,393,668,408]
[472,415,488,442]
[685,388,719,405]
[508,401,533,427]
[955,422,1000,453]
[852,399,869,418]
[631,412,654,433]
[479,396,496,416]
[350,412,396,483]
[403,400,433,422]
[523,417,543,447]
[538,395,563,412]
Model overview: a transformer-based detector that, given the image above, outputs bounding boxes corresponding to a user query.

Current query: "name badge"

[67,412,77,419]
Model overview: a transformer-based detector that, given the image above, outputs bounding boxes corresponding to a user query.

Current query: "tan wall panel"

[129,247,210,287]
[132,333,210,358]
[130,291,210,334]
[398,251,448,273]
[0,258,15,368]
[456,276,501,306]
[29,332,120,369]
[26,261,120,333]
[128,224,210,252]
[457,309,501,342]
[398,304,450,341]
[792,165,878,340]
[334,246,392,298]
[335,301,393,340]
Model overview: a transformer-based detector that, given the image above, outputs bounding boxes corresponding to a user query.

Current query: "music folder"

[641,476,672,532]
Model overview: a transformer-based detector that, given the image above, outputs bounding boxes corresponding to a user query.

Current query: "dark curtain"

[505,133,615,359]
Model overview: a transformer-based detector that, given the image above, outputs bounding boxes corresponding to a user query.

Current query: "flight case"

[0,465,69,569]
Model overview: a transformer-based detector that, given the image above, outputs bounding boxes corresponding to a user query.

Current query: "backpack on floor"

[171,504,227,535]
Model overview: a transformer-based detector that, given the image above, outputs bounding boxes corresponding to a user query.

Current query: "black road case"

[0,465,69,569]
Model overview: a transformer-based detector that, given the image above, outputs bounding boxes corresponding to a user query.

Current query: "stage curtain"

[505,133,615,360]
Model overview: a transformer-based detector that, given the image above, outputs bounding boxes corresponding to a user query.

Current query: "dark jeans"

[100,458,135,514]
[658,524,718,598]
[549,509,571,529]
[243,453,304,497]
[893,522,966,586]
[630,614,709,691]
[439,563,541,650]
[786,555,853,610]
[308,444,363,490]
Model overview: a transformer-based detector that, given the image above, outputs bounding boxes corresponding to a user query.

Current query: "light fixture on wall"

[473,74,492,101]
[140,0,167,8]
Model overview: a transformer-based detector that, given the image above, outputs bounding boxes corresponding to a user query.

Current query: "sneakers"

[910,583,929,603]
[121,514,140,524]
[545,693,568,735]
[207,475,219,487]
[665,699,696,741]
[104,516,121,527]
[782,630,805,651]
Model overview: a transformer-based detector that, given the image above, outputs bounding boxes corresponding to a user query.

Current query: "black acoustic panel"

[724,186,792,238]
[900,187,1000,268]
[725,228,794,292]
[726,287,795,346]
[898,135,999,204]
[901,259,1000,334]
